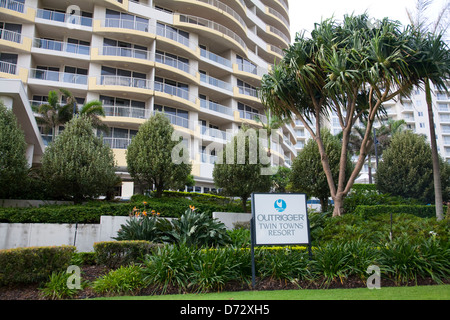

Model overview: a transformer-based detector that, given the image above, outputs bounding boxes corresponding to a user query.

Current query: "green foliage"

[41,115,118,203]
[126,113,192,198]
[376,130,450,203]
[39,270,85,300]
[162,207,231,247]
[213,128,272,212]
[290,130,353,212]
[142,243,197,294]
[114,213,164,242]
[91,265,146,296]
[93,241,162,269]
[0,246,76,286]
[0,102,29,199]
[354,205,443,219]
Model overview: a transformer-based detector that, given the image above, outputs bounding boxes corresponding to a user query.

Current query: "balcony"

[200,47,232,69]
[199,99,233,117]
[154,81,197,105]
[99,75,152,90]
[103,18,150,33]
[239,110,267,123]
[200,73,232,92]
[33,38,90,56]
[104,105,149,119]
[200,126,232,142]
[103,137,131,149]
[0,60,17,75]
[36,9,93,28]
[0,28,22,43]
[0,0,24,13]
[152,111,194,130]
[29,68,88,85]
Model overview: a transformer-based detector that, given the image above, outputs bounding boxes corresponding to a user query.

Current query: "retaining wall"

[0,213,248,252]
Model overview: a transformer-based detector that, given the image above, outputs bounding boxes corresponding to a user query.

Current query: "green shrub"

[39,270,85,300]
[354,205,442,219]
[142,244,197,294]
[0,197,243,224]
[114,214,165,242]
[94,241,162,269]
[161,207,231,247]
[0,246,76,286]
[91,265,146,296]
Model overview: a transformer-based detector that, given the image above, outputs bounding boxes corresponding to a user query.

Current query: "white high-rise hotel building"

[0,0,295,198]
[1,0,449,196]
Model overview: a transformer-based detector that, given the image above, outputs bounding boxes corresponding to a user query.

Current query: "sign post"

[250,193,311,289]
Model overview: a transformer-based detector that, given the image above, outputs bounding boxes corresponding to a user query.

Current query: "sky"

[288,0,449,42]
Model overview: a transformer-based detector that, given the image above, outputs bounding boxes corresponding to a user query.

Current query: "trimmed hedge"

[94,241,163,269]
[354,205,443,219]
[0,198,243,224]
[0,245,76,286]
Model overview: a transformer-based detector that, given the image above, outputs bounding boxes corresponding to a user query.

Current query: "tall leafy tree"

[213,128,272,212]
[290,130,353,212]
[41,115,118,203]
[59,88,109,134]
[376,130,450,204]
[0,102,29,198]
[407,0,450,220]
[32,90,72,141]
[126,112,192,198]
[261,14,422,216]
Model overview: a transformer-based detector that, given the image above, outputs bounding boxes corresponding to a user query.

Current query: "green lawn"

[95,284,450,300]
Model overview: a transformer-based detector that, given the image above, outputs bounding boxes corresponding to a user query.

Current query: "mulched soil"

[0,265,447,300]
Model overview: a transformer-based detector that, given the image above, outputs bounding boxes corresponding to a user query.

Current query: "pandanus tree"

[260,14,421,217]
[406,0,450,220]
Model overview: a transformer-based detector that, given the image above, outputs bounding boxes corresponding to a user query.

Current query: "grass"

[93,284,450,300]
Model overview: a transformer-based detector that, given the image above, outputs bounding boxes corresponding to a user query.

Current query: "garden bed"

[0,264,447,300]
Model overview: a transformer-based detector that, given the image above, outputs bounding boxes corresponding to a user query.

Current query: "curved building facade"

[0,0,294,198]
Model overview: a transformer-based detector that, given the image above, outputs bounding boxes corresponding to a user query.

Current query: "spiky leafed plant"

[261,14,419,217]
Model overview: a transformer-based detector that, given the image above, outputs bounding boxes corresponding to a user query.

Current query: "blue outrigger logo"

[274,199,287,212]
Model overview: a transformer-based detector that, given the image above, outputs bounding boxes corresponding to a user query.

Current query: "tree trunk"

[332,194,345,217]
[241,196,248,213]
[425,79,444,221]
[319,197,328,213]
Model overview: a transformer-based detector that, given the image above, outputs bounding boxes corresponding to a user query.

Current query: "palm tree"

[407,0,450,221]
[261,14,418,217]
[32,90,72,142]
[59,88,109,134]
[255,109,290,157]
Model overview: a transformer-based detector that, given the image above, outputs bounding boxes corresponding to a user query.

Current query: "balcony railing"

[99,75,152,90]
[154,81,196,104]
[104,105,148,119]
[101,46,149,60]
[239,110,267,123]
[238,85,259,98]
[156,24,194,50]
[103,18,150,33]
[0,28,22,43]
[155,52,193,75]
[36,9,93,27]
[30,68,88,85]
[0,60,17,74]
[199,99,233,116]
[152,111,193,130]
[179,14,246,50]
[200,48,232,68]
[103,137,131,149]
[200,126,231,141]
[200,73,232,91]
[0,0,25,13]
[33,38,90,55]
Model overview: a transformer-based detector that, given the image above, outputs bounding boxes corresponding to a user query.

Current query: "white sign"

[252,193,310,246]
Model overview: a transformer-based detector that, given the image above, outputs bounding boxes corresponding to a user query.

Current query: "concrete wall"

[0,213,248,252]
